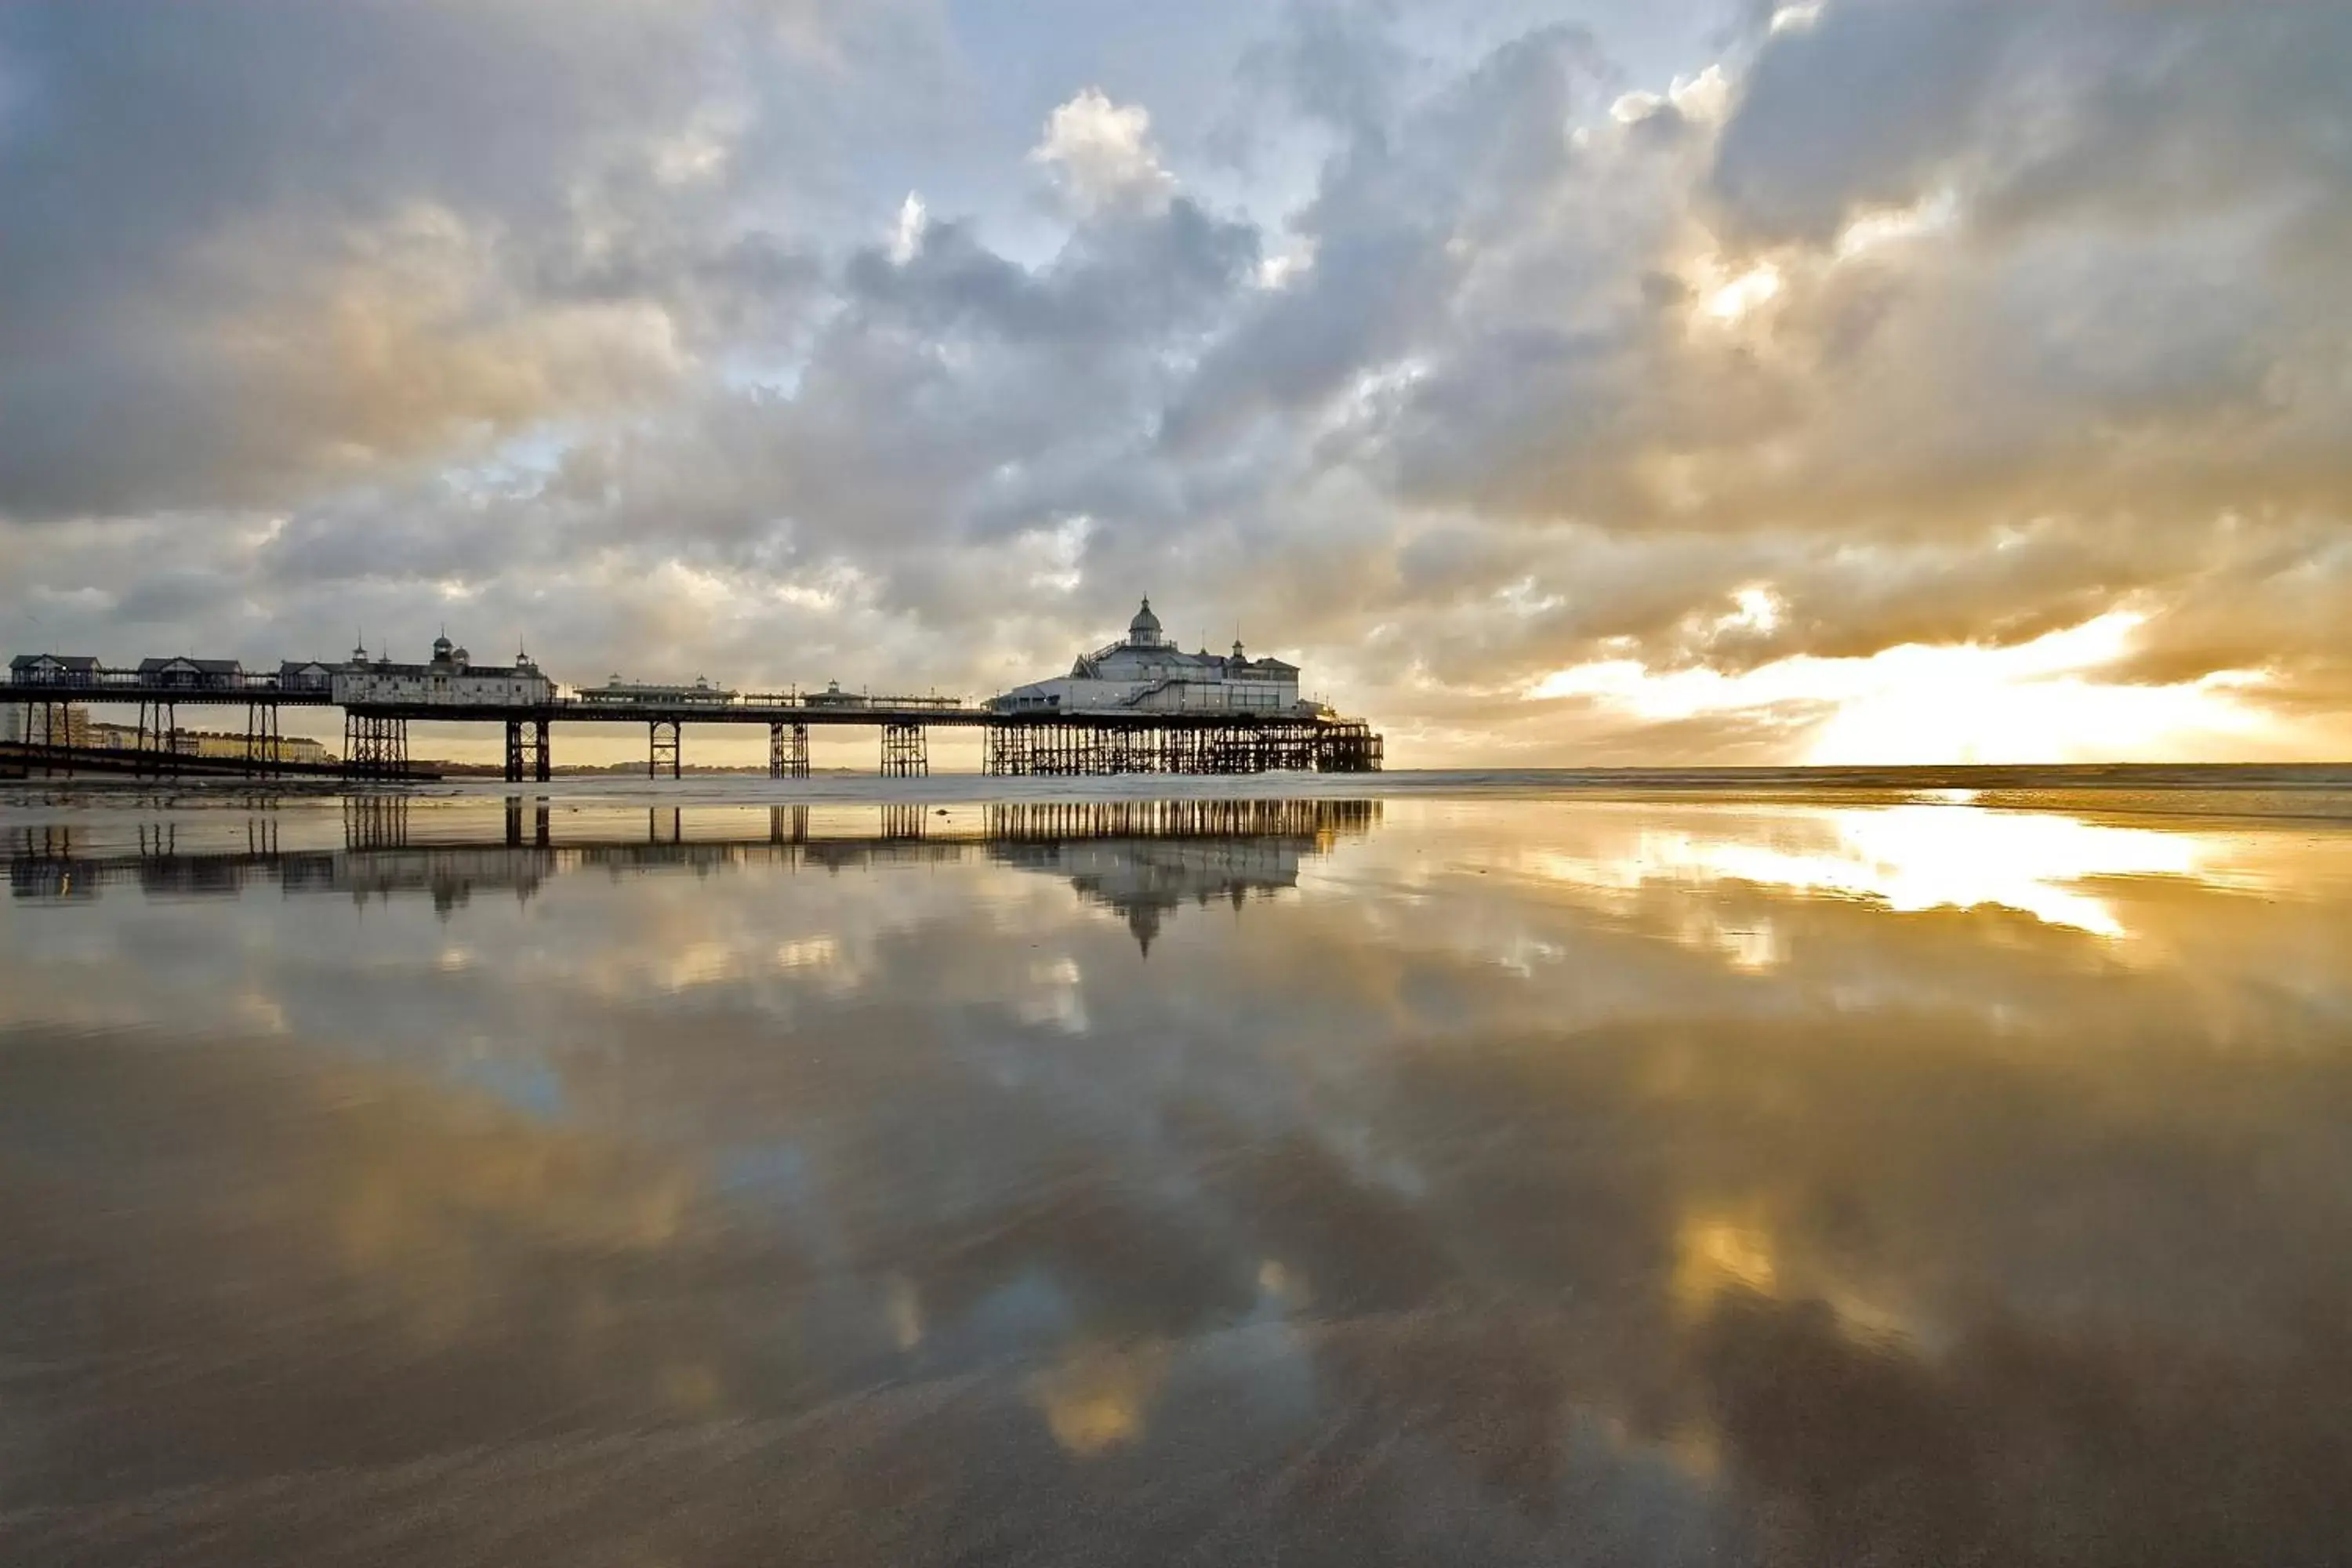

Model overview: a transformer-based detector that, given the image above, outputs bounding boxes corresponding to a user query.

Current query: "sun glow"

[1526,611,2280,765]
[1701,262,1782,322]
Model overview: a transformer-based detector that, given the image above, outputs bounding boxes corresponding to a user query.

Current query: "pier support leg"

[245,702,282,775]
[505,720,524,784]
[1313,720,1382,772]
[973,717,1376,777]
[136,699,179,777]
[38,699,69,777]
[132,700,181,777]
[20,698,72,772]
[535,719,551,782]
[649,720,681,780]
[342,713,408,780]
[880,723,927,778]
[505,718,549,783]
[767,721,811,779]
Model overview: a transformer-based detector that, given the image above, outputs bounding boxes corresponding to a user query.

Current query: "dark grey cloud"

[0,0,884,519]
[1707,0,2015,244]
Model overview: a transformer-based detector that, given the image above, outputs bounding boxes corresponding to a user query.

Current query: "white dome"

[1128,597,1163,644]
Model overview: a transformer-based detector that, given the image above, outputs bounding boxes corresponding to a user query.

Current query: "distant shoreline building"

[78,722,334,764]
[2,702,89,747]
[987,600,1316,717]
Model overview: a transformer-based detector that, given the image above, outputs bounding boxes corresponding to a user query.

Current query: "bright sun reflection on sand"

[1531,804,2209,940]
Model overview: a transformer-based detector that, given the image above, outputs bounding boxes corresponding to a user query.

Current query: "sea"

[3,766,2350,1566]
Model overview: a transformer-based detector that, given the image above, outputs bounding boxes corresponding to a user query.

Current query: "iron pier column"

[767,720,811,779]
[142,699,180,777]
[342,712,408,780]
[768,720,810,779]
[880,723,927,778]
[649,719,681,780]
[245,701,282,775]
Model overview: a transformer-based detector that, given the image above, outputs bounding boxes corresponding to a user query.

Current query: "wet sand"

[4,779,2350,1566]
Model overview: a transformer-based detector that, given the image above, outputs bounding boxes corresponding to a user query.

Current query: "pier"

[5,672,1381,781]
[7,636,1384,782]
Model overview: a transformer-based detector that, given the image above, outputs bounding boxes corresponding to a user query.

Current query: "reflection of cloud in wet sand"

[5,795,2352,1564]
[1027,1339,1174,1457]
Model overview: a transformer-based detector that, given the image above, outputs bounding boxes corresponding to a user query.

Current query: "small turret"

[1128,597,1163,647]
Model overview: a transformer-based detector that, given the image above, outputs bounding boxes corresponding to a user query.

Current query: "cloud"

[2,0,2350,762]
[1029,88,1179,217]
[0,0,864,520]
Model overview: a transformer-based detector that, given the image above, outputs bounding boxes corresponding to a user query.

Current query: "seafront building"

[1,701,89,747]
[986,600,1313,717]
[77,722,333,764]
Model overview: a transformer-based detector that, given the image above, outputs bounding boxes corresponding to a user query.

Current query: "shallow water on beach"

[4,779,2352,1566]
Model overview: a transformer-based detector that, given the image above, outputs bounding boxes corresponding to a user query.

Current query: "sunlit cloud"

[1029,87,1176,216]
[2,1,2346,766]
[1527,613,2281,765]
[887,191,927,265]
[1700,261,1784,323]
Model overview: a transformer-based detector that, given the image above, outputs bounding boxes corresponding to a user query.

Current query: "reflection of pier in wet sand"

[10,797,1381,941]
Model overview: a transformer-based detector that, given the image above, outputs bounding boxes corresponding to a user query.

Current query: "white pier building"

[987,600,1312,717]
[331,634,553,707]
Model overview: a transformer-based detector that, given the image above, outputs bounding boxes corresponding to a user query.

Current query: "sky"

[2,0,2349,767]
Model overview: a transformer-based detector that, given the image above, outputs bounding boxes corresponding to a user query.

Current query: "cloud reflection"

[2,789,2350,1564]
[1523,802,2209,940]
